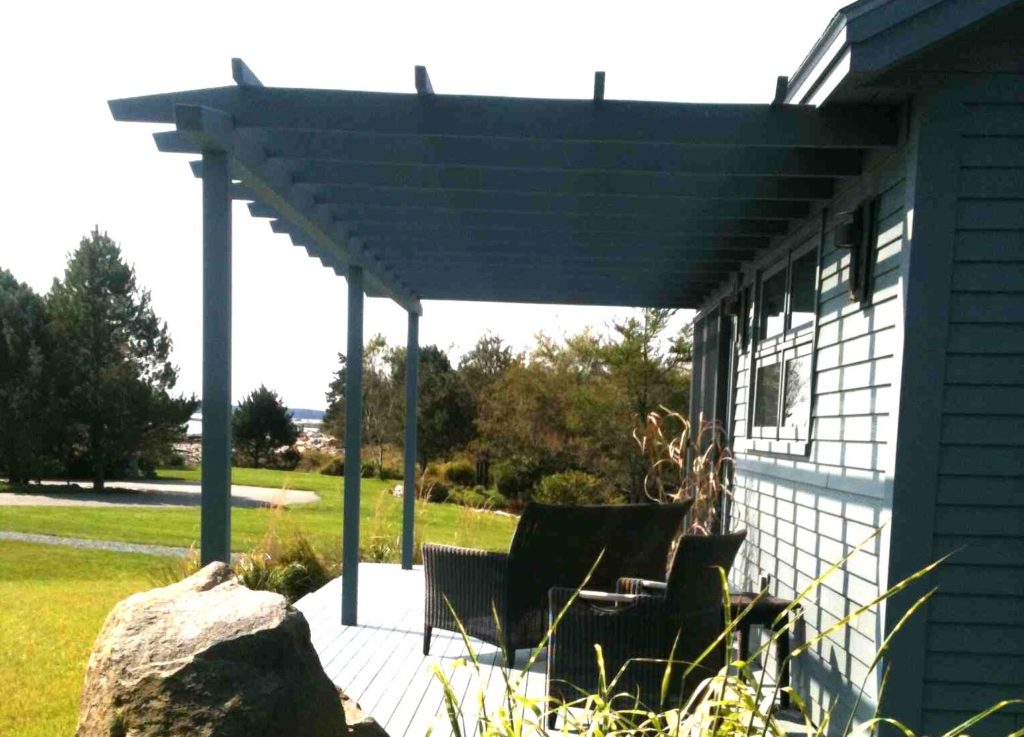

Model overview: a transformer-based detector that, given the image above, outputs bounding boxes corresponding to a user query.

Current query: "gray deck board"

[295,564,547,737]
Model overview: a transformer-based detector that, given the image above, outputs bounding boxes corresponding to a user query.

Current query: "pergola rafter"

[109,57,900,625]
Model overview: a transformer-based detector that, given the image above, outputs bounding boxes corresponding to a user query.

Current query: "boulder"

[77,562,346,737]
[338,690,390,737]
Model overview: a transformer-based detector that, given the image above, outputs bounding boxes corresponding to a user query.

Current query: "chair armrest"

[423,544,510,638]
[617,576,668,595]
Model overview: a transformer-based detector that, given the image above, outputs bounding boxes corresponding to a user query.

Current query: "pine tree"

[47,229,196,490]
[232,385,299,468]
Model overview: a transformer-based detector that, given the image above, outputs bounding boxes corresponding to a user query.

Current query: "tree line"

[0,231,197,489]
[1,230,693,504]
[323,310,692,502]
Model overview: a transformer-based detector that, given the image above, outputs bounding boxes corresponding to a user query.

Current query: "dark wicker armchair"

[422,501,692,665]
[546,530,747,722]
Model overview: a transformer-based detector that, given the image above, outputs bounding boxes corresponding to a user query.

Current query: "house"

[109,0,1023,733]
[687,2,1024,732]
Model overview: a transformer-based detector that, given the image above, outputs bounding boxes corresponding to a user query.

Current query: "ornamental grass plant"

[430,529,1022,737]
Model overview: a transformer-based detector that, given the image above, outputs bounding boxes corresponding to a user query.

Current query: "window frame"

[743,232,822,457]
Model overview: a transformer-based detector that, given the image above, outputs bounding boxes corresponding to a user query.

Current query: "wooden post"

[342,265,364,625]
[401,311,420,570]
[200,150,232,565]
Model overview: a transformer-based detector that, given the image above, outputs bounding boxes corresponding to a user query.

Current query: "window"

[740,284,754,352]
[789,250,817,331]
[759,267,786,341]
[747,239,819,449]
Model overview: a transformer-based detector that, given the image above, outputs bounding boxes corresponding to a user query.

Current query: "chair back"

[664,530,747,610]
[506,501,691,618]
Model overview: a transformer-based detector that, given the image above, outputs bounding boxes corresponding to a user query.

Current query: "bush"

[423,480,450,503]
[378,464,402,481]
[443,459,477,486]
[297,448,334,473]
[494,462,541,498]
[361,461,378,478]
[151,527,338,605]
[272,446,301,471]
[533,471,621,505]
[319,458,345,476]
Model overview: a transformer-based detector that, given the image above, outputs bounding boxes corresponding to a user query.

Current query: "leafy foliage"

[533,470,622,505]
[231,385,300,468]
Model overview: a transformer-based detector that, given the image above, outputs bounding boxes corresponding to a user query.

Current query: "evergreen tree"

[232,385,300,468]
[47,230,196,490]
[0,270,56,483]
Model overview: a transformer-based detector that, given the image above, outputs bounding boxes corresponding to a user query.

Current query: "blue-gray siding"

[721,148,910,727]
[919,91,1024,736]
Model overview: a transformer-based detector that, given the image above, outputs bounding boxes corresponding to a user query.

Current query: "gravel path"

[0,479,319,508]
[0,531,192,557]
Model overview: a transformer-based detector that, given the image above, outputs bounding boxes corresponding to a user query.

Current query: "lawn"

[0,541,166,737]
[0,467,517,557]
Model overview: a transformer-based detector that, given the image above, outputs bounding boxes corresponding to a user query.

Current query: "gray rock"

[338,690,391,737]
[77,562,346,737]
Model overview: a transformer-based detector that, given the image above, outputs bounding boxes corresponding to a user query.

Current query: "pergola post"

[401,311,420,570]
[200,149,232,565]
[342,265,364,625]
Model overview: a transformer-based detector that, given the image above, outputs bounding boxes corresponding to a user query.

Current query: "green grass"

[0,467,516,555]
[0,541,166,737]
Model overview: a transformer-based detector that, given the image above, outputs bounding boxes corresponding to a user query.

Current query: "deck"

[295,563,547,737]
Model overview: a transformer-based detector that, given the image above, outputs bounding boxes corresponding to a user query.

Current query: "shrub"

[423,480,450,503]
[272,446,301,471]
[297,448,334,473]
[533,471,620,505]
[150,528,338,605]
[319,458,345,476]
[378,464,402,481]
[494,461,541,498]
[361,461,377,478]
[443,459,477,486]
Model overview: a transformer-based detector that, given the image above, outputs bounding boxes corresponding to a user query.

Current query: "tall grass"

[430,529,1023,737]
[634,408,733,535]
[150,503,339,603]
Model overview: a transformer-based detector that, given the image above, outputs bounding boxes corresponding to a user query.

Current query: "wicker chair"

[422,501,692,666]
[546,530,747,723]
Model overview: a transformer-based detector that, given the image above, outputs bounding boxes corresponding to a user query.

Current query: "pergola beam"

[287,162,835,201]
[154,129,864,177]
[308,188,813,220]
[112,86,899,147]
[248,201,796,235]
[342,266,364,625]
[199,149,232,566]
[401,311,419,570]
[173,105,422,314]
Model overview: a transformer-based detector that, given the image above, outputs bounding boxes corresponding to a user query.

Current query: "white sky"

[0,1,841,410]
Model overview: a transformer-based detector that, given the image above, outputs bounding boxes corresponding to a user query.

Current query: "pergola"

[109,59,898,625]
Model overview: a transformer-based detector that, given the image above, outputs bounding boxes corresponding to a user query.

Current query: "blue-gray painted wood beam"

[308,188,812,220]
[250,203,790,236]
[231,58,263,87]
[109,86,899,147]
[415,66,433,95]
[200,149,232,565]
[171,104,422,315]
[284,162,835,201]
[594,72,605,102]
[342,265,364,625]
[153,129,864,177]
[401,311,419,570]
